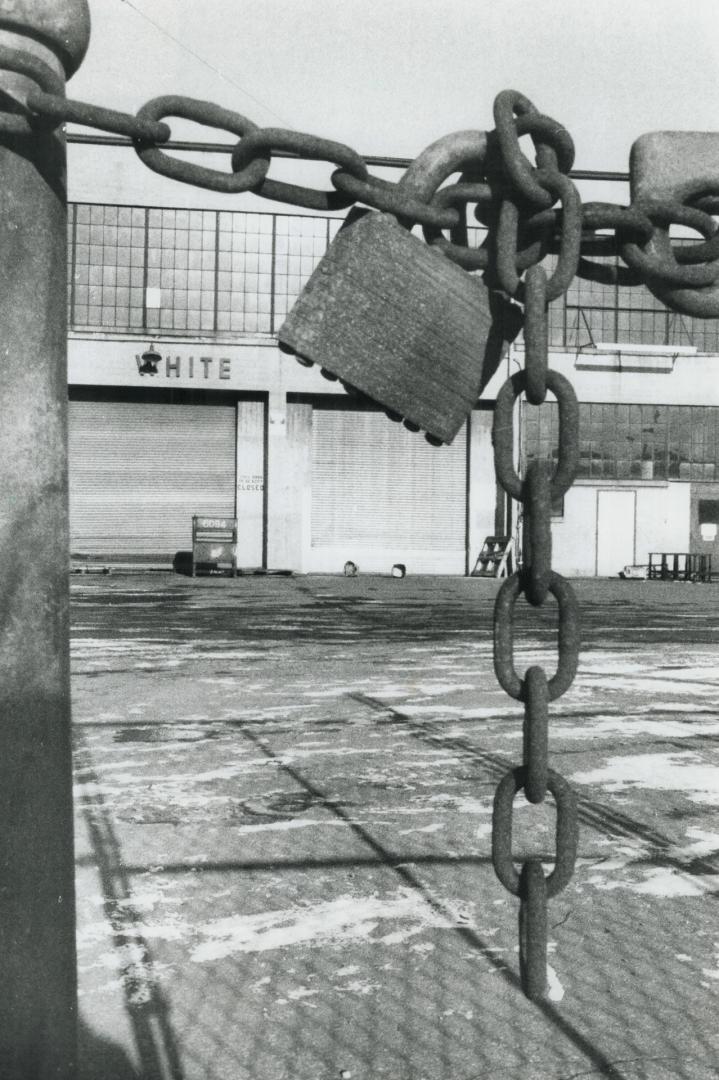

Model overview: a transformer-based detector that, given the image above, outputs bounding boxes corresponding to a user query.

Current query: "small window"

[698,499,719,525]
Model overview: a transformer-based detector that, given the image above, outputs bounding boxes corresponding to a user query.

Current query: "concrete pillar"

[288,402,313,572]
[265,393,312,570]
[0,3,90,1076]
[236,399,265,569]
[467,406,500,572]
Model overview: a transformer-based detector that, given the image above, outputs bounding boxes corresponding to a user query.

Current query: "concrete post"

[264,391,313,572]
[236,399,265,568]
[0,4,90,1077]
[467,406,500,573]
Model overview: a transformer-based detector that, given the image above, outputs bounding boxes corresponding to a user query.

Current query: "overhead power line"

[65,132,629,182]
[118,0,291,126]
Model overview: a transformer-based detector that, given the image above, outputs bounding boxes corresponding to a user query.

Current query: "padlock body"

[631,131,719,205]
[278,211,516,444]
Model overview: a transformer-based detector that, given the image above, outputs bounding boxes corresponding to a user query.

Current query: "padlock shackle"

[398,130,489,205]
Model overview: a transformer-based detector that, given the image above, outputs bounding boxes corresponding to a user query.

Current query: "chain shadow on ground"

[75,720,719,1079]
[70,577,719,1079]
[78,1018,142,1080]
[74,730,186,1080]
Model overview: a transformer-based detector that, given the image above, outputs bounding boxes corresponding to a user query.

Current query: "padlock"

[278,132,522,445]
[629,131,719,317]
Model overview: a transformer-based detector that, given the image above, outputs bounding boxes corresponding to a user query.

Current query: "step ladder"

[471,536,514,578]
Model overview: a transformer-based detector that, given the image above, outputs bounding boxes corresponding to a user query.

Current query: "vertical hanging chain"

[490,92,583,1001]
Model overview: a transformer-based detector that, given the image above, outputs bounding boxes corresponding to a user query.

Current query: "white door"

[596,490,636,576]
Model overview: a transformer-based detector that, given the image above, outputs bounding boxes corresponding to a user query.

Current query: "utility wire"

[118,0,291,126]
[65,132,630,182]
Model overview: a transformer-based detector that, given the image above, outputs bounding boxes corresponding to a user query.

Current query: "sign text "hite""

[141,355,233,379]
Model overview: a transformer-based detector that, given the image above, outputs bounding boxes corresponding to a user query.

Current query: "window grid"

[67,203,719,353]
[523,402,719,482]
[216,211,275,334]
[273,215,333,325]
[72,203,146,329]
[145,208,217,333]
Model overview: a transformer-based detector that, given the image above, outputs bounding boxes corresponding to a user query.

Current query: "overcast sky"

[66,0,719,206]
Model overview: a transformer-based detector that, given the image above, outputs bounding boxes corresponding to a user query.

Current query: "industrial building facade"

[67,198,719,577]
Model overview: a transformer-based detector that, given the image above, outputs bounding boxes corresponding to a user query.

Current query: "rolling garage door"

[311,406,467,569]
[68,398,236,557]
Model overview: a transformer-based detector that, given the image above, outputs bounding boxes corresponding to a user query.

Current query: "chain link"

[26,87,171,142]
[331,168,460,228]
[523,266,548,404]
[491,767,579,897]
[492,90,575,208]
[519,859,548,1001]
[622,198,719,288]
[493,369,580,502]
[521,462,553,606]
[231,127,368,211]
[493,570,580,701]
[134,96,270,194]
[523,667,549,805]
[0,45,65,135]
[422,180,494,269]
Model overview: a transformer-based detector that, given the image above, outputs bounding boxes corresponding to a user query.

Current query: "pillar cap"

[0,0,91,77]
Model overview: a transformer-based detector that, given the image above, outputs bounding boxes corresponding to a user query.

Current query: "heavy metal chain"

[488,90,582,1000]
[3,49,719,1004]
[0,51,713,296]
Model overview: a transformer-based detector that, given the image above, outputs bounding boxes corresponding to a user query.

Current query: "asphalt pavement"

[70,572,719,1080]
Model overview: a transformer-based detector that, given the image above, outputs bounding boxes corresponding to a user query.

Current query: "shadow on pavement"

[70,575,719,1080]
[75,731,185,1080]
[79,1018,140,1080]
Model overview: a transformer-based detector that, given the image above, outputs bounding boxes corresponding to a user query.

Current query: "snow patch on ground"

[398,823,445,836]
[553,717,719,740]
[427,794,492,815]
[546,964,565,1002]
[189,889,479,962]
[673,827,719,859]
[701,944,719,981]
[571,751,719,804]
[581,838,719,896]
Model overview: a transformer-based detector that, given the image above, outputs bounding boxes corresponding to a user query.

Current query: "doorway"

[596,489,636,576]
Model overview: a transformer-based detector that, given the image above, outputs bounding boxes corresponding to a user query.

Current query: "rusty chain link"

[493,369,580,503]
[494,571,580,700]
[230,127,369,211]
[488,92,584,1000]
[27,87,171,142]
[0,44,65,134]
[4,50,719,1001]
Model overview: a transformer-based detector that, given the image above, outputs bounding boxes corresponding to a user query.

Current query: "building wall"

[68,336,496,573]
[65,178,719,576]
[551,482,691,577]
[67,332,719,575]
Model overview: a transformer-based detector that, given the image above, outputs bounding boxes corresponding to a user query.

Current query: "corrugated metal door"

[68,399,236,556]
[312,407,467,552]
